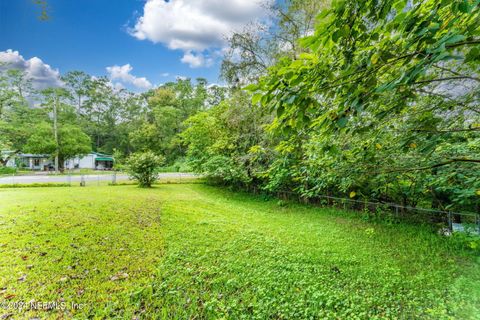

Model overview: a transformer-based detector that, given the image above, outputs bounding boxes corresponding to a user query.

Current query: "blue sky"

[0,0,270,91]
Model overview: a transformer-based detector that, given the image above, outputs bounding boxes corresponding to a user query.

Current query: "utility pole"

[53,91,59,174]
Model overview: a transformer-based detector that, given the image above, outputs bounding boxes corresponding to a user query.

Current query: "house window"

[34,159,40,166]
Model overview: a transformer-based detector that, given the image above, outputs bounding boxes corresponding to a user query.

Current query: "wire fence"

[271,190,480,234]
[2,172,478,234]
[0,172,196,187]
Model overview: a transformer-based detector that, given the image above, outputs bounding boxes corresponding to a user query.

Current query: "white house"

[17,154,54,171]
[2,151,114,171]
[65,152,114,170]
[2,151,55,170]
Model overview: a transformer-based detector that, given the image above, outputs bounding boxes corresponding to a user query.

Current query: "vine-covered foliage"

[182,0,480,213]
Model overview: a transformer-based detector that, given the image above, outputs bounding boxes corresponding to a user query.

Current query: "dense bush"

[0,166,16,175]
[126,151,165,188]
[181,91,268,188]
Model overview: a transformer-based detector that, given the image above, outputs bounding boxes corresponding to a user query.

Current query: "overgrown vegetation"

[3,1,478,319]
[0,184,478,319]
[2,0,478,214]
[181,0,480,214]
[0,166,16,175]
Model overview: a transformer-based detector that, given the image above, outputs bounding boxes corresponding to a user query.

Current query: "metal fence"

[0,172,196,187]
[273,191,480,234]
[2,172,478,233]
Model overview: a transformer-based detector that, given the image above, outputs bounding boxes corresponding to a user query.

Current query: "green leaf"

[443,34,466,46]
[332,30,341,43]
[458,1,470,13]
[394,0,407,12]
[465,47,480,62]
[285,95,296,105]
[276,104,285,117]
[252,93,263,105]
[243,84,258,92]
[337,116,348,128]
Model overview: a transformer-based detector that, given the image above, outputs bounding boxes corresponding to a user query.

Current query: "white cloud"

[0,49,62,89]
[181,51,214,68]
[110,81,126,91]
[106,64,152,90]
[160,72,170,77]
[130,0,272,67]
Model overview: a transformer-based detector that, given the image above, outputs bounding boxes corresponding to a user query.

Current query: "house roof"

[91,151,113,157]
[18,154,51,158]
[96,157,114,161]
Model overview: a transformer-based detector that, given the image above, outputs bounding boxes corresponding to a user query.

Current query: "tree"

[0,69,37,166]
[221,0,329,86]
[181,91,270,187]
[181,0,480,213]
[62,71,91,113]
[255,0,479,136]
[33,0,49,20]
[130,78,213,163]
[24,122,91,168]
[23,88,91,171]
[126,151,165,188]
[247,0,480,211]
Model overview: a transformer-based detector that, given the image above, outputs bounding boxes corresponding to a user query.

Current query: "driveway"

[0,172,196,185]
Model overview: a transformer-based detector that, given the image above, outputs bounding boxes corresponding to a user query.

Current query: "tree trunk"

[58,154,65,173]
[53,94,59,174]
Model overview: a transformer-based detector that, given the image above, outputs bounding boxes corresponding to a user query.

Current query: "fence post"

[447,212,453,231]
[80,175,85,187]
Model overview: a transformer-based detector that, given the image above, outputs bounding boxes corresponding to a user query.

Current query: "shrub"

[450,231,480,253]
[126,151,165,188]
[0,167,17,175]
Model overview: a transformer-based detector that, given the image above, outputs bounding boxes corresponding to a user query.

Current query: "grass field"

[0,184,479,319]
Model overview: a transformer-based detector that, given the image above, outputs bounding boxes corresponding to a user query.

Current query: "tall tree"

[62,70,91,113]
[221,0,329,86]
[24,88,91,171]
[0,69,36,166]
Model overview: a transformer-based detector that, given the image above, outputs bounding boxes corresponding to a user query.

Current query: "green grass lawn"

[0,184,479,319]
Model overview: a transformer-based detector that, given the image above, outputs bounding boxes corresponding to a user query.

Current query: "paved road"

[0,173,196,184]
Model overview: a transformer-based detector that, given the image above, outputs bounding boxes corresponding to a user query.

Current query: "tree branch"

[412,128,480,133]
[380,158,480,173]
[433,64,480,82]
[412,76,475,85]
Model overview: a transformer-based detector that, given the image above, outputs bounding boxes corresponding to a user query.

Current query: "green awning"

[96,157,114,161]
